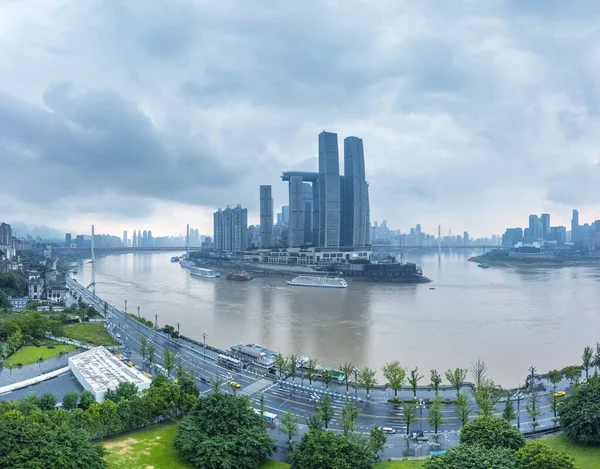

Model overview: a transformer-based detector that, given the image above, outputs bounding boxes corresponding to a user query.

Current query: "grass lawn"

[6,344,77,368]
[63,323,118,346]
[375,461,425,468]
[539,434,600,469]
[103,422,288,469]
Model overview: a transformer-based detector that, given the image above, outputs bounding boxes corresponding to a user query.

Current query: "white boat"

[191,267,220,278]
[286,275,347,288]
[180,259,195,269]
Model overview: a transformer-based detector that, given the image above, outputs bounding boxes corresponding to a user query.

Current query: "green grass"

[63,323,118,346]
[539,434,600,469]
[103,422,288,469]
[6,344,77,368]
[375,461,425,468]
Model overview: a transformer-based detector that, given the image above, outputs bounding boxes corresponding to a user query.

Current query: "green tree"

[455,392,471,427]
[430,369,442,393]
[341,400,361,435]
[402,401,417,435]
[288,354,299,383]
[526,391,541,431]
[559,374,600,444]
[445,368,468,397]
[358,367,377,398]
[139,336,148,363]
[274,353,288,380]
[516,441,575,469]
[369,425,387,459]
[428,394,446,435]
[321,369,334,390]
[304,412,323,431]
[546,369,563,391]
[473,379,500,417]
[279,411,301,446]
[175,392,275,469]
[318,394,335,429]
[6,327,23,353]
[305,359,318,386]
[163,349,175,378]
[147,344,156,367]
[78,390,96,410]
[382,361,406,398]
[561,365,581,385]
[407,367,423,398]
[550,392,560,427]
[103,301,108,316]
[460,416,525,451]
[424,444,518,469]
[62,391,79,411]
[290,430,375,469]
[594,342,600,373]
[38,392,58,411]
[582,346,594,379]
[340,362,355,393]
[502,392,516,422]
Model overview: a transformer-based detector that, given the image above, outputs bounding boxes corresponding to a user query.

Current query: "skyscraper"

[288,176,304,247]
[343,136,368,248]
[303,183,313,245]
[281,206,290,225]
[65,233,72,246]
[213,205,248,252]
[133,230,137,247]
[541,213,550,240]
[318,131,341,247]
[259,185,273,248]
[528,215,540,240]
[122,230,128,247]
[572,209,579,241]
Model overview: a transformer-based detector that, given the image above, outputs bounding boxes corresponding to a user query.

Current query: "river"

[75,250,600,387]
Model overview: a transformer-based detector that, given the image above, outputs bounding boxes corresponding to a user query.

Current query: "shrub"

[460,416,525,451]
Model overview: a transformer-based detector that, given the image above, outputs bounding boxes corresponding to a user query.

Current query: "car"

[116,333,121,338]
[200,376,209,384]
[382,427,396,434]
[554,391,566,398]
[229,381,241,389]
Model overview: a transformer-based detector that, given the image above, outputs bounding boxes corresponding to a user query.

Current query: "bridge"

[52,246,201,254]
[372,244,501,251]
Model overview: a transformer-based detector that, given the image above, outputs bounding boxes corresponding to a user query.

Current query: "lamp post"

[513,390,523,429]
[417,398,426,434]
[353,366,359,400]
[154,313,158,330]
[202,331,207,356]
[124,299,127,314]
[176,322,181,344]
[137,306,140,318]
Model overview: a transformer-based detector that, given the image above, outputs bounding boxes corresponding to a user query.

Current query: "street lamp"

[124,299,127,314]
[353,366,360,400]
[512,389,523,429]
[417,398,426,434]
[137,306,140,318]
[154,313,158,330]
[202,331,207,356]
[176,322,181,344]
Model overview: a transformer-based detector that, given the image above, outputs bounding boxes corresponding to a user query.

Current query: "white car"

[116,333,121,339]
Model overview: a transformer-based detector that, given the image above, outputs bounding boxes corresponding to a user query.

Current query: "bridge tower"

[438,225,441,255]
[186,224,190,258]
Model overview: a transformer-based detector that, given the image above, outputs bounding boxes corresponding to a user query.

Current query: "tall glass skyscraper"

[343,136,369,247]
[318,131,341,247]
[259,185,273,248]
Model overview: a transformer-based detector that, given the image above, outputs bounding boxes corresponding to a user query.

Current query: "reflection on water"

[77,251,600,386]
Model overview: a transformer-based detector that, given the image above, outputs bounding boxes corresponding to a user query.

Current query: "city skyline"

[2,2,599,238]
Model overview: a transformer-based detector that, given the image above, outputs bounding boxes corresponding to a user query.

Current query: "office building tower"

[122,230,128,247]
[213,205,248,252]
[528,215,540,239]
[572,209,579,241]
[65,233,72,246]
[281,206,290,225]
[288,176,305,247]
[463,232,469,244]
[147,230,153,247]
[318,131,341,247]
[276,213,282,225]
[339,175,346,247]
[259,185,273,248]
[132,230,137,248]
[303,183,313,245]
[0,222,12,246]
[343,136,369,248]
[541,213,550,240]
[142,230,148,247]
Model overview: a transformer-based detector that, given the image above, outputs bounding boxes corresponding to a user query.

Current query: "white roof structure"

[68,346,151,403]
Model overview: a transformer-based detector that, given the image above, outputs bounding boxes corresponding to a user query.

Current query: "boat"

[190,267,220,278]
[171,256,180,262]
[320,256,431,283]
[179,259,195,269]
[477,263,490,269]
[263,284,276,289]
[71,268,78,274]
[286,275,348,289]
[226,271,251,281]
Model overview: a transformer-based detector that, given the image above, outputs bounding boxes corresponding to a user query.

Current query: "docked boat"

[477,263,490,269]
[287,275,348,289]
[321,256,431,283]
[171,256,180,262]
[180,259,195,269]
[226,270,251,281]
[191,267,220,278]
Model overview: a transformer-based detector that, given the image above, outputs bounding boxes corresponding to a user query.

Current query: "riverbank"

[468,254,600,268]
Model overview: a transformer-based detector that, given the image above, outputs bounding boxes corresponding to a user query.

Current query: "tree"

[321,369,334,390]
[582,346,594,379]
[78,390,96,410]
[290,430,375,469]
[305,359,318,386]
[559,375,600,444]
[274,353,288,380]
[516,441,575,469]
[147,344,156,367]
[407,367,423,398]
[279,411,301,446]
[318,394,335,429]
[174,392,275,469]
[340,362,355,393]
[358,367,377,398]
[341,400,361,435]
[470,358,487,390]
[6,327,23,353]
[473,379,500,417]
[163,349,175,378]
[62,391,79,411]
[460,416,525,451]
[369,425,387,459]
[445,368,468,397]
[430,369,442,393]
[427,394,446,435]
[424,444,518,469]
[288,355,298,383]
[402,401,417,435]
[546,369,563,391]
[304,412,322,431]
[550,392,560,427]
[103,301,108,316]
[526,391,541,431]
[594,342,600,373]
[382,361,406,398]
[38,392,58,411]
[455,392,471,427]
[561,365,581,385]
[502,392,515,422]
[139,336,148,363]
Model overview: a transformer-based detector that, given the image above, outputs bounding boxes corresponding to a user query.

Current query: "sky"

[1,0,600,238]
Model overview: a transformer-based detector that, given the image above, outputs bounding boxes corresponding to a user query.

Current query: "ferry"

[191,267,220,279]
[179,259,195,269]
[171,256,180,262]
[286,275,347,289]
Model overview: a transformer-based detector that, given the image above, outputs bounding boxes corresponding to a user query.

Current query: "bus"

[217,354,241,369]
[254,408,277,425]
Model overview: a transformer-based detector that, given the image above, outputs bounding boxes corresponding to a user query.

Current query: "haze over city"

[2,1,600,237]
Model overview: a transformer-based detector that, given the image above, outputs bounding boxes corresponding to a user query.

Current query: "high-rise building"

[528,215,541,240]
[122,230,128,247]
[541,213,550,240]
[318,131,341,247]
[281,206,290,225]
[276,213,282,225]
[343,136,369,248]
[65,233,72,246]
[572,209,579,242]
[214,205,248,252]
[303,183,313,245]
[463,231,469,244]
[133,230,137,247]
[259,185,273,248]
[288,176,305,247]
[0,222,12,246]
[142,230,148,247]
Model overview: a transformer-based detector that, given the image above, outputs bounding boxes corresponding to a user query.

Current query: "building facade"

[318,131,341,247]
[288,176,305,247]
[214,204,248,252]
[259,185,273,248]
[343,136,369,248]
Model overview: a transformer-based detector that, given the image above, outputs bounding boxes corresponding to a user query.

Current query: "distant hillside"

[9,222,65,241]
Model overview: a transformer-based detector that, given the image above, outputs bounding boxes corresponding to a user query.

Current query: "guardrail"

[0,366,70,395]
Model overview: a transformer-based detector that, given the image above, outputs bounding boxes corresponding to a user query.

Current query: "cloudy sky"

[1,0,600,238]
